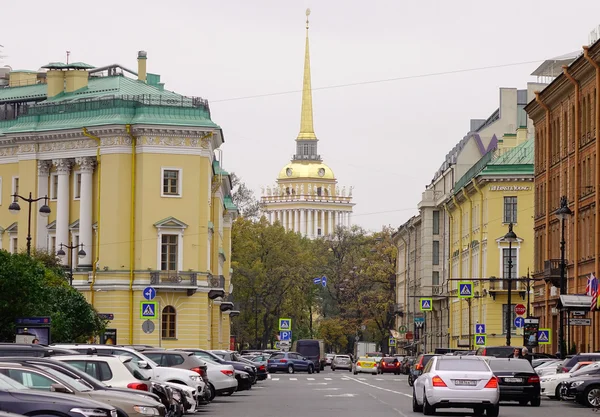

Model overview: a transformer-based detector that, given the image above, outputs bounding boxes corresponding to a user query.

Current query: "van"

[292,339,325,372]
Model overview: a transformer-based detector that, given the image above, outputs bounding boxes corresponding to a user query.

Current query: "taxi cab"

[353,357,377,375]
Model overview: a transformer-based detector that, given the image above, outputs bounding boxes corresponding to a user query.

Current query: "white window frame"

[50,173,59,201]
[9,235,18,254]
[156,230,184,271]
[496,240,521,290]
[11,176,19,199]
[48,234,56,255]
[73,171,82,200]
[161,167,183,198]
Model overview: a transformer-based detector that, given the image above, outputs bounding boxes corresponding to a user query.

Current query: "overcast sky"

[2,0,600,231]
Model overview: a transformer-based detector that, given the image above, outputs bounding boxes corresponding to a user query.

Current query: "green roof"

[0,74,217,134]
[10,69,38,74]
[224,196,237,211]
[212,160,229,176]
[487,138,534,166]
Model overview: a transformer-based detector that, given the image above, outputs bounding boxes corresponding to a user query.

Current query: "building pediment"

[47,220,56,231]
[153,216,188,230]
[6,222,17,233]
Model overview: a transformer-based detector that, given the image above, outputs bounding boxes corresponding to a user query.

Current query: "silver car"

[331,355,352,372]
[412,355,500,416]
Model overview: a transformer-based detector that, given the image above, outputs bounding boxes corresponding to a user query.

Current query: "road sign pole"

[157,299,161,348]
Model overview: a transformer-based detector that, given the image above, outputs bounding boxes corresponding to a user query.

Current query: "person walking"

[521,347,533,364]
[509,347,522,359]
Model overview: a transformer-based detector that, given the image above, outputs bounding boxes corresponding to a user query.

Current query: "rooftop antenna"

[66,50,71,64]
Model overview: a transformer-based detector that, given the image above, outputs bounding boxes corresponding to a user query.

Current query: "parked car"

[0,344,79,358]
[186,356,237,397]
[0,372,118,417]
[0,362,166,417]
[379,357,401,375]
[292,340,325,372]
[331,355,352,372]
[267,352,315,374]
[485,357,541,406]
[211,352,266,381]
[353,357,377,375]
[475,346,515,358]
[177,349,257,384]
[556,353,600,373]
[560,374,600,407]
[412,355,499,417]
[541,361,596,399]
[325,354,335,367]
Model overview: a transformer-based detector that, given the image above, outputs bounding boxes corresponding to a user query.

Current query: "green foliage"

[317,317,349,353]
[0,250,105,342]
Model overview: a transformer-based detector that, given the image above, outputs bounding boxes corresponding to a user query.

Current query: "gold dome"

[278,161,335,180]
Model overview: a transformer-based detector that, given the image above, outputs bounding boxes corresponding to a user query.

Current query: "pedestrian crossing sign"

[420,298,432,311]
[537,328,551,345]
[389,337,396,347]
[474,334,486,346]
[458,282,473,298]
[279,318,292,331]
[140,302,158,319]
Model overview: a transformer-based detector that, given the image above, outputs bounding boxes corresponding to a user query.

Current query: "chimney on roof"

[137,51,147,83]
[46,70,65,97]
[65,69,88,93]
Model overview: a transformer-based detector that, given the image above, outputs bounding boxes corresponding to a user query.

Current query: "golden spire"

[297,8,317,140]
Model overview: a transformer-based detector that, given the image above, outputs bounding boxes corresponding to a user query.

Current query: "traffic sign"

[140,302,158,319]
[143,287,156,301]
[313,277,321,284]
[321,276,327,287]
[414,317,425,323]
[515,304,526,316]
[279,318,292,330]
[389,337,396,347]
[568,318,591,326]
[474,323,486,334]
[275,341,281,349]
[280,331,292,341]
[405,331,414,340]
[142,320,155,334]
[458,282,473,298]
[537,329,551,344]
[420,298,432,311]
[398,325,407,334]
[98,313,114,321]
[514,317,525,328]
[474,334,487,346]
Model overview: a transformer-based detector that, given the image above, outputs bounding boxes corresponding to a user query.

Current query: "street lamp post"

[503,223,518,347]
[555,196,573,359]
[57,243,86,286]
[8,192,51,256]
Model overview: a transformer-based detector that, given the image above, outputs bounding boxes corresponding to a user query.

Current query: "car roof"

[52,354,132,363]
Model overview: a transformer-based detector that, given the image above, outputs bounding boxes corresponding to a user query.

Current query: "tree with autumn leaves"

[230,213,397,353]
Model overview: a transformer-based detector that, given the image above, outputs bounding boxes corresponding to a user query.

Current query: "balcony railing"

[207,274,226,288]
[543,259,564,287]
[150,271,197,286]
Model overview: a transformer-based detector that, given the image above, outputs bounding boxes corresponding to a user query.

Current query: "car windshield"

[297,344,320,356]
[36,365,93,392]
[488,359,533,372]
[0,373,28,390]
[437,359,489,371]
[358,357,374,362]
[124,359,151,380]
[572,364,600,377]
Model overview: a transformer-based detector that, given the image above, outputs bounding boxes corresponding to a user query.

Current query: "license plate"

[504,377,522,383]
[454,379,477,386]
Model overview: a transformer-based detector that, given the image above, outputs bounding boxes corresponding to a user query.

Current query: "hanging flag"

[586,275,592,296]
[591,273,598,312]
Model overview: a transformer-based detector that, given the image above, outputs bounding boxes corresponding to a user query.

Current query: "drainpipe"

[82,128,101,307]
[399,233,409,335]
[462,188,473,349]
[535,91,552,353]
[444,203,453,348]
[472,180,485,326]
[583,46,599,351]
[126,125,137,344]
[562,67,580,299]
[452,195,463,344]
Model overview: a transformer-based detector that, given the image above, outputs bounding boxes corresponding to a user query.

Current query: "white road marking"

[307,378,315,381]
[393,379,402,381]
[314,388,340,391]
[368,392,410,417]
[324,377,332,380]
[267,374,272,380]
[290,378,298,381]
[359,378,366,381]
[307,382,328,385]
[271,378,280,381]
[346,376,412,398]
[325,393,357,397]
[376,378,384,381]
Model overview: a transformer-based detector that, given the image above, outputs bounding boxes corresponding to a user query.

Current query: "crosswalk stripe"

[290,378,298,381]
[376,378,383,381]
[272,378,280,381]
[324,377,332,380]
[341,378,349,380]
[359,378,366,381]
[393,379,402,381]
[307,378,315,380]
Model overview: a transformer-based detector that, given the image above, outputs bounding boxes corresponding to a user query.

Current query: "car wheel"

[530,397,541,407]
[287,364,295,374]
[408,375,413,387]
[412,388,423,412]
[354,370,358,375]
[486,404,499,417]
[308,365,314,374]
[207,383,216,402]
[332,367,335,371]
[473,406,484,416]
[423,391,435,416]
[316,367,320,373]
[584,386,600,408]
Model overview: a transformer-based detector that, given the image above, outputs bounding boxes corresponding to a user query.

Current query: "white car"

[353,357,378,375]
[541,361,598,399]
[413,355,499,416]
[193,357,238,396]
[53,354,199,413]
[536,359,561,377]
[51,345,205,409]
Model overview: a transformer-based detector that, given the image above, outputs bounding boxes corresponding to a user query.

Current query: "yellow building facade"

[447,129,534,349]
[260,10,354,231]
[0,52,237,347]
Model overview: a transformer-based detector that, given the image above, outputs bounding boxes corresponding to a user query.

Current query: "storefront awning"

[558,294,592,310]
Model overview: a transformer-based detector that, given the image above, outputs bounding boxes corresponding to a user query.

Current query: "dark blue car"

[267,352,315,374]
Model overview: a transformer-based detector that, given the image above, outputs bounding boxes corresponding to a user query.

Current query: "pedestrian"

[508,347,522,359]
[31,338,39,344]
[521,347,533,364]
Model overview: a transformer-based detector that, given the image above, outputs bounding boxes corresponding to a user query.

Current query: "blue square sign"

[280,331,292,341]
[474,324,486,334]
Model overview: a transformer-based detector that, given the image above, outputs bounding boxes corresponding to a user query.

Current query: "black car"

[235,356,267,381]
[560,374,600,407]
[486,358,541,406]
[0,372,118,417]
[176,349,258,384]
[475,346,515,358]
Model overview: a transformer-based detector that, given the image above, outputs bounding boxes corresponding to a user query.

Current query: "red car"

[378,357,401,374]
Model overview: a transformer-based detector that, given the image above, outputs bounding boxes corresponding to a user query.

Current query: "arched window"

[162,305,176,339]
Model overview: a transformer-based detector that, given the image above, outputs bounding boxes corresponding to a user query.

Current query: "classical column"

[76,157,95,268]
[328,210,333,235]
[36,161,52,250]
[53,159,72,265]
[307,210,313,238]
[320,210,325,237]
[281,210,286,230]
[341,212,346,228]
[268,211,273,224]
[295,209,300,233]
[300,209,306,236]
[347,212,352,228]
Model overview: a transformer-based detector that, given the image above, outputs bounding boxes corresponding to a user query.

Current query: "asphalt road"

[200,368,594,417]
